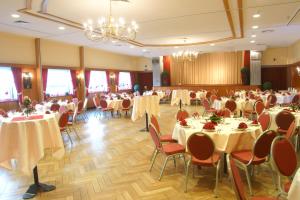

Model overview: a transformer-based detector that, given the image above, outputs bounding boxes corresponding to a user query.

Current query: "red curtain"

[42,68,48,97]
[130,72,136,89]
[84,70,91,97]
[106,71,110,92]
[163,56,171,74]
[11,67,23,103]
[243,50,250,68]
[115,71,119,88]
[70,70,77,97]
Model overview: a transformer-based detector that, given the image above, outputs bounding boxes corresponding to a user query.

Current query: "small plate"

[203,129,216,132]
[181,125,191,128]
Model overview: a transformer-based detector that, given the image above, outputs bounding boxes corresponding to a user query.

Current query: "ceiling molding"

[287,8,300,25]
[18,0,244,48]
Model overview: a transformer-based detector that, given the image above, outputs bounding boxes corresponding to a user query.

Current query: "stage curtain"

[70,70,77,97]
[84,70,90,97]
[11,67,23,103]
[170,51,243,85]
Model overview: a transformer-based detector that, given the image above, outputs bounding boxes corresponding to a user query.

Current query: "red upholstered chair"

[189,91,197,106]
[121,99,131,116]
[210,94,218,104]
[152,91,158,96]
[184,132,221,196]
[151,115,176,143]
[275,111,295,135]
[50,103,60,112]
[206,91,212,99]
[285,120,296,140]
[291,94,300,104]
[59,112,73,144]
[254,100,265,116]
[227,155,279,200]
[225,100,237,113]
[92,95,101,117]
[0,109,8,117]
[149,124,186,180]
[99,99,114,118]
[201,98,216,116]
[231,130,277,195]
[271,136,298,198]
[77,98,88,121]
[223,108,231,118]
[267,94,277,107]
[257,112,271,131]
[176,109,189,121]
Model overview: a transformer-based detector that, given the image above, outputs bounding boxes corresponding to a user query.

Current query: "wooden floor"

[0,104,286,200]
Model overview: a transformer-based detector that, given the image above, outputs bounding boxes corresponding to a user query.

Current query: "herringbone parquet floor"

[0,104,286,200]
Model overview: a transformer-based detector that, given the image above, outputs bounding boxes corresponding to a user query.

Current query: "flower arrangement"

[209,114,222,124]
[179,118,188,126]
[23,96,34,117]
[203,122,215,130]
[238,122,248,129]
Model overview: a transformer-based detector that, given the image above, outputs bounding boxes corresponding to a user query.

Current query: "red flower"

[180,119,187,126]
[238,122,248,129]
[252,120,258,125]
[203,122,215,130]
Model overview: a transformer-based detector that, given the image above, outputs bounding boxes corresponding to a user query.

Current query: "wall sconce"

[76,72,84,87]
[296,66,300,76]
[22,72,32,89]
[109,72,116,85]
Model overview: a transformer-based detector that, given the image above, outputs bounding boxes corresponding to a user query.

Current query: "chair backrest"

[50,103,60,112]
[254,100,265,115]
[253,130,277,159]
[190,91,196,99]
[99,99,108,108]
[176,110,189,121]
[58,112,69,128]
[275,110,295,131]
[271,136,297,177]
[202,98,211,111]
[292,94,299,104]
[152,91,158,96]
[0,109,8,117]
[285,120,296,139]
[257,111,271,131]
[206,91,212,99]
[150,115,161,134]
[267,94,277,105]
[227,155,247,200]
[225,100,237,112]
[223,108,231,118]
[77,101,84,112]
[249,93,255,99]
[187,132,215,161]
[149,124,162,149]
[122,99,131,109]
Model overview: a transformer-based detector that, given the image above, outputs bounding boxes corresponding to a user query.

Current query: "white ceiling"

[0,0,300,57]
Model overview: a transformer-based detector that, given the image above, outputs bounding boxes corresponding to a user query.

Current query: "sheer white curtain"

[88,70,108,92]
[46,69,73,96]
[0,67,17,101]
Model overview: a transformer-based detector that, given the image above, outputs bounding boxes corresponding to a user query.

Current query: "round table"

[172,117,262,153]
[268,107,300,130]
[35,101,75,112]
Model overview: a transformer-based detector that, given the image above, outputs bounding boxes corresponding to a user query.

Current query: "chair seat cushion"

[160,134,177,143]
[231,150,266,165]
[191,153,220,167]
[284,181,291,192]
[277,128,287,135]
[162,143,185,155]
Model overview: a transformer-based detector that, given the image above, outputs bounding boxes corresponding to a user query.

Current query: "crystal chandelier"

[83,0,138,42]
[172,50,199,61]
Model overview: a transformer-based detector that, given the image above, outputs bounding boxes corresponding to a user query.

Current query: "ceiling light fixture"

[172,39,199,61]
[250,40,256,43]
[11,14,20,18]
[83,0,138,43]
[252,13,261,18]
[129,45,134,48]
[210,43,215,46]
[174,46,179,49]
[58,26,65,30]
[251,34,256,38]
[252,25,259,29]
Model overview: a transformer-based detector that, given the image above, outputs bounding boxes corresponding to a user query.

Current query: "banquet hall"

[1,0,300,199]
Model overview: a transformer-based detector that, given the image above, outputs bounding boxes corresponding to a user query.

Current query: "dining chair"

[225,100,237,113]
[58,112,73,144]
[0,109,8,117]
[76,101,87,122]
[257,112,272,131]
[291,94,300,104]
[227,155,279,200]
[254,100,265,116]
[275,111,295,135]
[271,136,298,198]
[50,103,60,112]
[206,91,212,99]
[189,91,197,106]
[176,109,189,120]
[152,91,158,96]
[201,98,216,116]
[184,132,221,197]
[99,99,114,118]
[149,124,186,181]
[121,99,131,116]
[210,94,218,104]
[223,108,231,118]
[92,95,102,118]
[267,94,277,107]
[151,115,177,143]
[67,107,80,140]
[231,130,277,195]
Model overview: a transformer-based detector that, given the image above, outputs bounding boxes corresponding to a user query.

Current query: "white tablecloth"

[212,98,251,114]
[260,94,295,104]
[288,167,300,200]
[131,96,160,121]
[172,117,262,153]
[268,107,300,130]
[143,91,165,99]
[106,99,133,111]
[35,101,75,112]
[0,114,64,175]
[171,90,190,106]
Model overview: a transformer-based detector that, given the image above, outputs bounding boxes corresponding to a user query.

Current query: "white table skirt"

[171,90,190,106]
[0,114,64,175]
[36,102,75,112]
[131,96,160,121]
[106,99,133,111]
[172,118,262,153]
[288,167,300,200]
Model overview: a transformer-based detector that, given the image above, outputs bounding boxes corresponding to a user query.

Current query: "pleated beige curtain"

[170,51,243,85]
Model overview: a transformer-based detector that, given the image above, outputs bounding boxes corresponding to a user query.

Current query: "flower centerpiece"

[209,113,222,125]
[23,96,34,117]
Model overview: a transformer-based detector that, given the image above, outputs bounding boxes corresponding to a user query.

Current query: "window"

[0,67,17,101]
[118,72,131,90]
[88,70,108,92]
[46,69,73,96]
